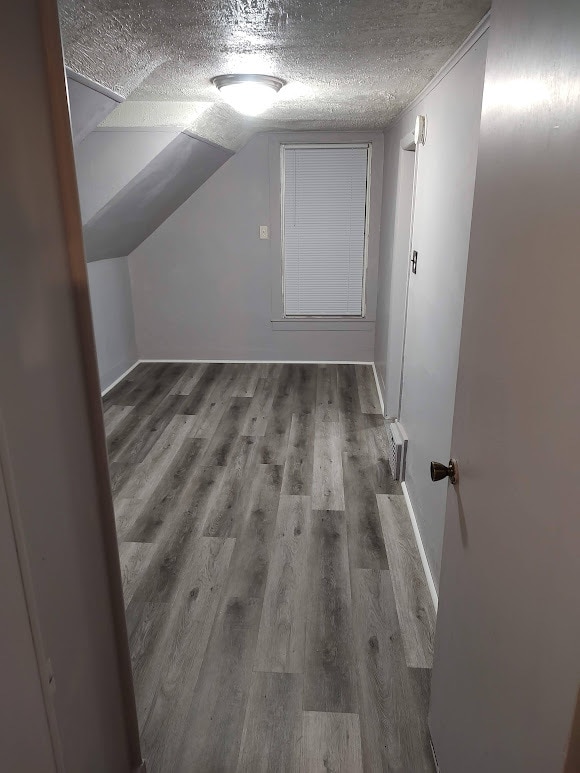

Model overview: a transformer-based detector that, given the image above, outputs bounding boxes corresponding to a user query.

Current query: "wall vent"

[386,420,408,481]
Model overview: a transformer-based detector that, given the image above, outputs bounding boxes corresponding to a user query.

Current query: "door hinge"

[411,250,418,274]
[46,658,56,695]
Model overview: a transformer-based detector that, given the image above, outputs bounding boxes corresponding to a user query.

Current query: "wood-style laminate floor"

[104,362,436,772]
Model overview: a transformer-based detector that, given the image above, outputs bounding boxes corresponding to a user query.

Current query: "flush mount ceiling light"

[211,74,286,117]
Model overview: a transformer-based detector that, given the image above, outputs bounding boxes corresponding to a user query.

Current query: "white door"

[397,35,488,586]
[429,1,580,770]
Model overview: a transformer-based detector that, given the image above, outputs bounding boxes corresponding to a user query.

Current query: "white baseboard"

[402,481,438,611]
[371,362,385,417]
[138,359,373,365]
[100,361,140,396]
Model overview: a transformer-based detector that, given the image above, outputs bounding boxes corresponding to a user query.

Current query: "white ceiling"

[59,0,490,150]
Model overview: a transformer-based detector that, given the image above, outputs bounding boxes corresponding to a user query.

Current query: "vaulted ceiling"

[59,0,489,151]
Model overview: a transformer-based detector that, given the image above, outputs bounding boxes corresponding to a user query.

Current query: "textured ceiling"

[59,0,490,150]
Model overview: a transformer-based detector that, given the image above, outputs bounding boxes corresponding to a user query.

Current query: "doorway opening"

[385,127,420,421]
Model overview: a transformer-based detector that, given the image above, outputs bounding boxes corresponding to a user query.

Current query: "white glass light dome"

[211,74,286,117]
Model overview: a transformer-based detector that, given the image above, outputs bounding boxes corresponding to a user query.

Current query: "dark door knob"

[430,459,459,485]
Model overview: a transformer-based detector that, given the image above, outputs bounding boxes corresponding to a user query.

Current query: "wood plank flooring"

[104,362,436,772]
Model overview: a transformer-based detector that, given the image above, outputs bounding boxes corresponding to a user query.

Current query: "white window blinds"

[283,145,369,316]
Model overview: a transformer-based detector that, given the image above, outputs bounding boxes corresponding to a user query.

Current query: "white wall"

[74,126,170,392]
[88,256,138,391]
[128,132,379,362]
[375,28,488,588]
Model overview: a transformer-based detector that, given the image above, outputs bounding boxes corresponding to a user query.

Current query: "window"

[282,144,370,317]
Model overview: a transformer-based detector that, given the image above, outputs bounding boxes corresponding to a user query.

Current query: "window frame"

[280,143,372,320]
[268,132,384,331]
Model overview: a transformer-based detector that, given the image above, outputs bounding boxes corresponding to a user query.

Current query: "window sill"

[271,318,375,332]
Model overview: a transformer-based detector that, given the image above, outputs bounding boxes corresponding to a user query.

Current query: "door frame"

[38,1,144,769]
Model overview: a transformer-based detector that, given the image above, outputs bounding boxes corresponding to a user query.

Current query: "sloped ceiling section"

[69,74,233,261]
[74,125,180,223]
[67,68,122,144]
[58,0,490,151]
[82,132,231,261]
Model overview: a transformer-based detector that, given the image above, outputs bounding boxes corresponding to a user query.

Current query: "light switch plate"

[259,225,269,239]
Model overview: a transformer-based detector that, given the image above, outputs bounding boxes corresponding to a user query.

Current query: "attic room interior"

[2,0,580,771]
